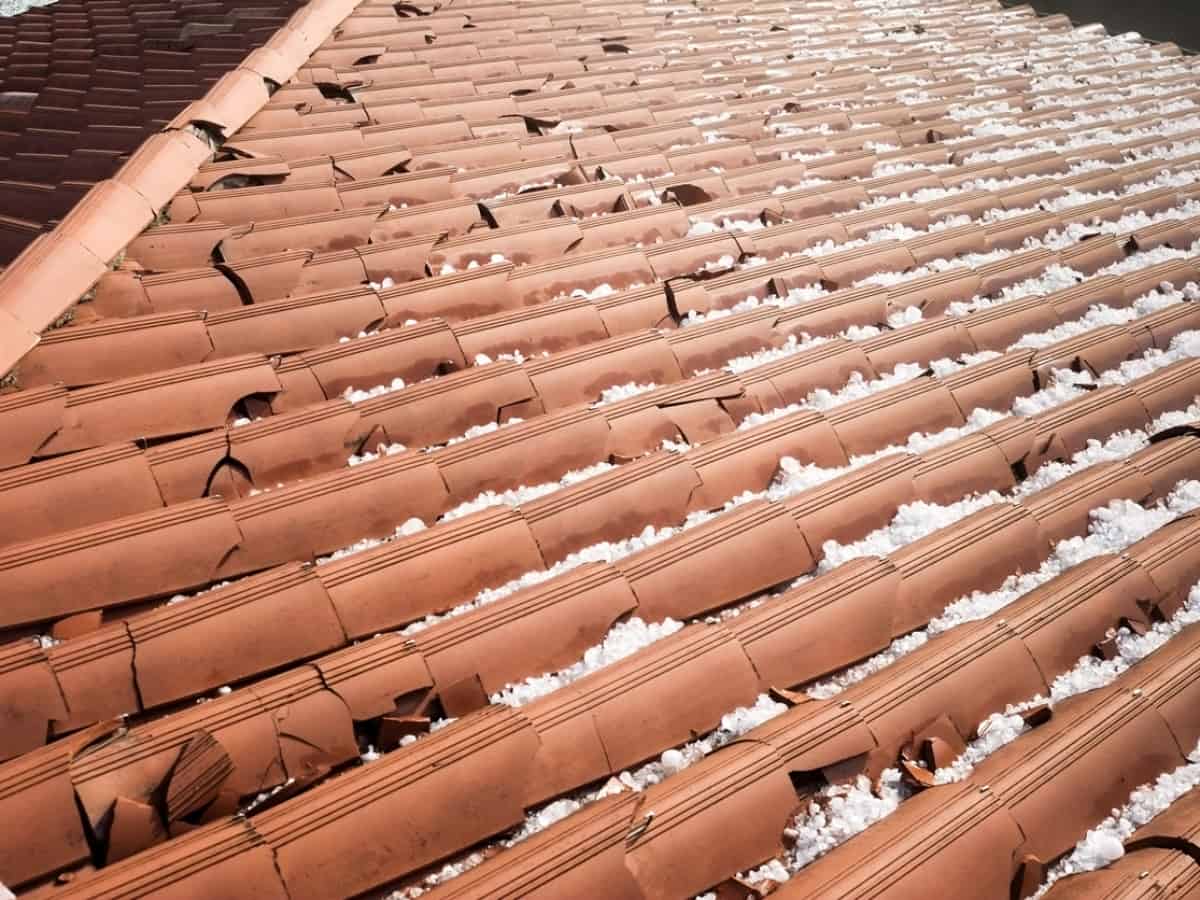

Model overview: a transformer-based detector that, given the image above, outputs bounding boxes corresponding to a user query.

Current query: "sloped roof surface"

[2,0,1200,897]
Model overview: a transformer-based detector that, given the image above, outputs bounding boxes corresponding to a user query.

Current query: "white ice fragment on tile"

[491,616,685,706]
[928,351,1001,377]
[737,362,927,431]
[508,797,584,844]
[443,418,523,447]
[933,711,1031,785]
[817,492,1006,574]
[387,849,487,898]
[439,461,615,521]
[398,517,426,537]
[692,111,732,125]
[1032,733,1200,897]
[886,305,923,328]
[368,276,395,290]
[617,693,789,792]
[347,442,406,467]
[660,748,686,775]
[568,282,617,300]
[1010,299,1158,350]
[594,381,659,406]
[165,580,232,606]
[768,407,1010,503]
[343,377,406,403]
[702,254,737,273]
[241,778,296,815]
[338,329,381,344]
[687,218,765,237]
[723,334,827,374]
[464,254,509,270]
[318,523,413,564]
[723,217,766,232]
[766,769,909,876]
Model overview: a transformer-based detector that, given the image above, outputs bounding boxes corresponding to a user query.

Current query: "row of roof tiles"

[3,0,1200,894]
[446,549,1200,900]
[2,374,1190,897]
[5,132,1199,460]
[20,169,1200,398]
[3,308,1197,768]
[0,0,1186,373]
[1,122,1196,681]
[1,254,1196,642]
[0,236,1192,551]
[5,55,1191,397]
[11,431,1198,896]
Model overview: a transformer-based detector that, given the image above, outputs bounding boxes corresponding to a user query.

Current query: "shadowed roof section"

[0,0,364,374]
[0,0,313,262]
[1,0,1200,897]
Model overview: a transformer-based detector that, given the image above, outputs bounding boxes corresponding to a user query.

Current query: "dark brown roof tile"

[124,220,234,270]
[129,564,345,708]
[0,638,69,762]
